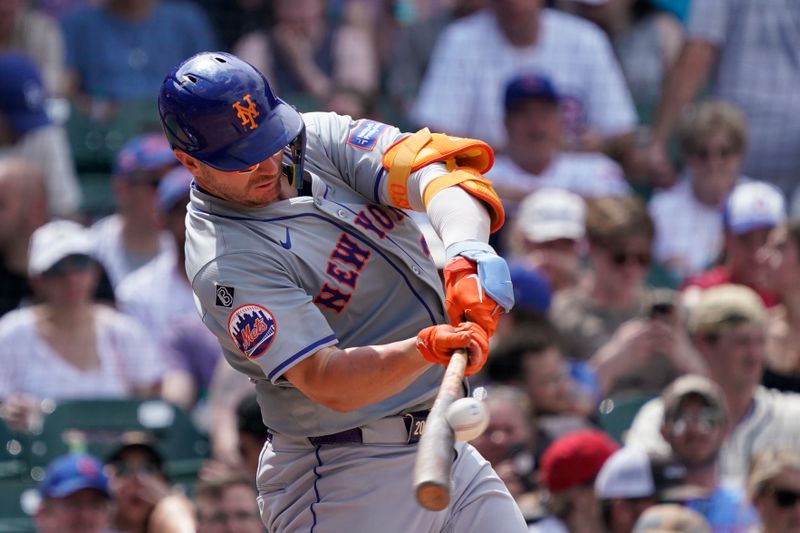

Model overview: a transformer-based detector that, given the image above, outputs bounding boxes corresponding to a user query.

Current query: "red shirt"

[682,266,780,308]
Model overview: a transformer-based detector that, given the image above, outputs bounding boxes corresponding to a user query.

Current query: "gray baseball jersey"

[185,111,527,533]
[185,112,447,436]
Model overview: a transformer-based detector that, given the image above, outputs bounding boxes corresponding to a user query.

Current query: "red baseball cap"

[540,429,619,493]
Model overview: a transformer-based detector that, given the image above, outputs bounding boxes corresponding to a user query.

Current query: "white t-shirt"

[625,386,800,489]
[488,152,630,214]
[116,252,197,345]
[0,306,164,400]
[412,8,637,150]
[650,175,748,280]
[90,214,175,288]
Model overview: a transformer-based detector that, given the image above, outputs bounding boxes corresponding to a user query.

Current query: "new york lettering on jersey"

[314,204,409,313]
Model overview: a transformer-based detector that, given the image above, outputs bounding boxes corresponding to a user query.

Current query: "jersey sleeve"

[193,251,337,383]
[686,0,730,46]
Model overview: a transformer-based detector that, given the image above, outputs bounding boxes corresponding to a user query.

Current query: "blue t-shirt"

[684,484,759,533]
[63,2,216,100]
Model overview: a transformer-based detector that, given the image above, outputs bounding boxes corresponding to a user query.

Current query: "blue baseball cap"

[509,262,552,314]
[113,133,177,177]
[39,453,110,499]
[0,52,51,135]
[504,73,561,111]
[157,166,193,213]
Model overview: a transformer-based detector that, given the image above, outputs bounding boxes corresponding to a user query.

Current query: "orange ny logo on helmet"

[232,94,260,130]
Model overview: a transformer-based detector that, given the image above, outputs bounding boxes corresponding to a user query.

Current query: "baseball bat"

[413,348,468,511]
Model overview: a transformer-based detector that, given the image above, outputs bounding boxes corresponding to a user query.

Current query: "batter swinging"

[158,51,525,532]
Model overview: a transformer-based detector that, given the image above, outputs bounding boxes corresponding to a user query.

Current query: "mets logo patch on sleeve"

[227,304,277,358]
[347,120,388,151]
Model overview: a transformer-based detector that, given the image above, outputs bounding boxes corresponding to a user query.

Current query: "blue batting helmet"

[158,52,306,188]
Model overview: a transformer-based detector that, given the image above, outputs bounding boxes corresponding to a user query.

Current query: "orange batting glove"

[416,322,490,376]
[444,256,509,338]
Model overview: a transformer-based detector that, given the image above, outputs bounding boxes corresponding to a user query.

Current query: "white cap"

[515,188,586,243]
[723,181,786,235]
[595,446,656,499]
[28,220,94,276]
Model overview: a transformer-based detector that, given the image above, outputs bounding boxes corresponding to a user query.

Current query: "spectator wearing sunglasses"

[105,432,195,533]
[550,195,705,399]
[747,449,800,533]
[627,284,800,490]
[0,220,163,432]
[659,375,758,532]
[682,181,785,310]
[90,133,180,289]
[649,101,749,284]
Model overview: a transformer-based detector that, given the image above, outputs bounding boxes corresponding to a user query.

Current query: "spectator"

[0,220,163,432]
[650,101,749,282]
[506,188,586,294]
[234,393,270,480]
[633,504,711,533]
[643,0,800,195]
[116,166,220,410]
[194,473,262,533]
[557,0,683,125]
[412,0,638,163]
[386,0,487,129]
[35,453,111,533]
[487,74,630,210]
[747,449,800,533]
[626,284,800,489]
[0,52,80,218]
[0,157,47,317]
[595,446,697,533]
[493,262,553,339]
[61,0,216,116]
[659,375,759,531]
[531,428,619,533]
[550,196,704,398]
[760,217,800,393]
[470,385,536,499]
[234,0,378,118]
[91,133,178,288]
[682,181,785,309]
[205,360,257,474]
[487,328,597,422]
[0,0,66,95]
[104,433,195,533]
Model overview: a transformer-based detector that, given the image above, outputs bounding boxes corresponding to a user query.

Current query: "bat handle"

[413,348,468,511]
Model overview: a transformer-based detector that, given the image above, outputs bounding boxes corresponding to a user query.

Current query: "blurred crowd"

[1,0,800,532]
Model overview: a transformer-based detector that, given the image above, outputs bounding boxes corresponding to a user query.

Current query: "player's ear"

[173,150,201,174]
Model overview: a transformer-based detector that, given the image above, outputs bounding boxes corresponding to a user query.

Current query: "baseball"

[446,397,490,442]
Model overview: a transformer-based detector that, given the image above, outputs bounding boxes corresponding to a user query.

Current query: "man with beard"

[658,374,757,531]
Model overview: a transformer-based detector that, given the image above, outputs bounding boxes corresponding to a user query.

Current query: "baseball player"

[158,52,525,532]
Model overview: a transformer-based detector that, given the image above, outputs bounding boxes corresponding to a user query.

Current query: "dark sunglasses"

[112,461,161,477]
[42,255,94,278]
[611,251,651,268]
[772,488,800,509]
[691,146,737,161]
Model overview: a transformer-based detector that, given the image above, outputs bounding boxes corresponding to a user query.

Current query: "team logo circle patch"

[227,304,277,358]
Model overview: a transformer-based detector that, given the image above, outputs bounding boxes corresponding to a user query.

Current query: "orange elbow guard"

[381,128,494,209]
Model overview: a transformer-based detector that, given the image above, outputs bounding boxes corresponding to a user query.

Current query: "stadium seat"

[596,394,655,444]
[26,398,209,484]
[0,478,38,532]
